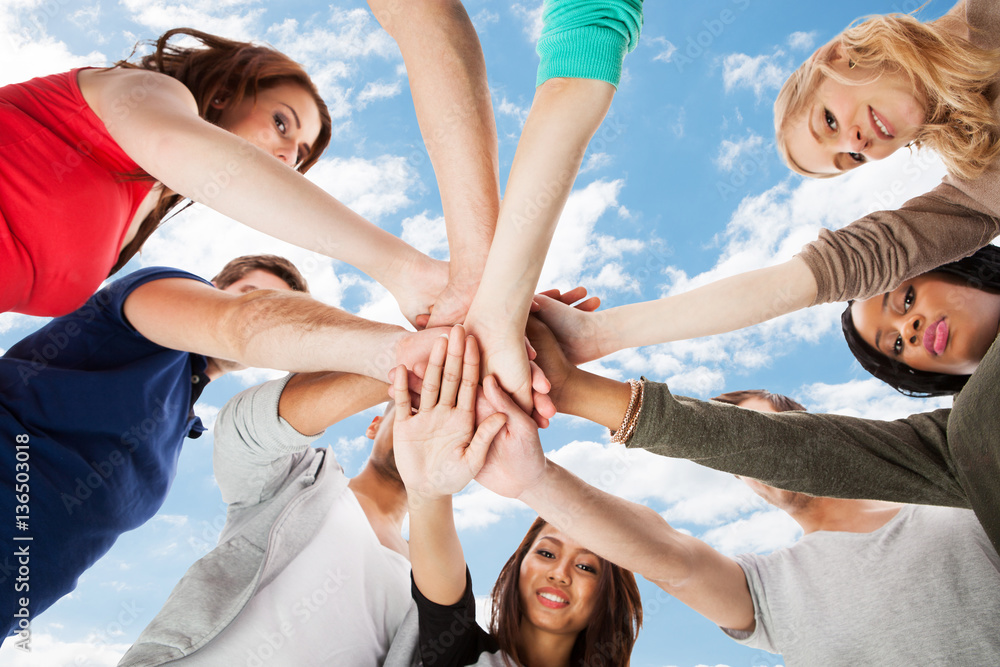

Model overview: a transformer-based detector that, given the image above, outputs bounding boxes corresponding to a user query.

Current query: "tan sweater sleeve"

[799,0,1000,304]
[797,180,1000,304]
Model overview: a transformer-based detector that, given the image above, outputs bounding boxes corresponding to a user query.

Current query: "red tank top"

[0,69,154,316]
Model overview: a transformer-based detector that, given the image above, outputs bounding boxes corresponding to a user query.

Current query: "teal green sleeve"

[536,0,644,88]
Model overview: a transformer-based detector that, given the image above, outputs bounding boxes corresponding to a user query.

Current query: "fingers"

[532,391,556,423]
[418,334,449,412]
[468,412,507,470]
[531,409,550,429]
[556,286,588,304]
[525,336,537,361]
[457,335,481,412]
[575,296,600,312]
[414,313,430,330]
[483,374,521,416]
[529,360,551,395]
[438,325,467,408]
[393,364,412,418]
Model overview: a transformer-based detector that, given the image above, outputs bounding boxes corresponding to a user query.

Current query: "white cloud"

[715,132,766,172]
[192,402,221,430]
[700,509,802,556]
[651,149,948,384]
[722,51,789,99]
[511,2,544,42]
[401,212,449,259]
[228,367,288,388]
[497,95,530,125]
[787,31,818,51]
[799,378,952,419]
[649,36,678,63]
[136,150,416,318]
[119,0,263,41]
[580,152,612,174]
[0,313,46,336]
[672,107,685,138]
[356,79,402,108]
[307,154,417,221]
[538,179,645,291]
[0,632,129,666]
[472,10,500,30]
[264,9,398,120]
[0,3,106,85]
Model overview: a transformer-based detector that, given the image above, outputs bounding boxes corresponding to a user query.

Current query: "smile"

[537,589,570,608]
[869,106,894,139]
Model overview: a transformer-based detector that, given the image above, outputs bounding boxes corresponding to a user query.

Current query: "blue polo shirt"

[0,267,210,636]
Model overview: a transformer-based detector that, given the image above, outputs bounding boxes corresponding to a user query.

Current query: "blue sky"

[0,0,958,665]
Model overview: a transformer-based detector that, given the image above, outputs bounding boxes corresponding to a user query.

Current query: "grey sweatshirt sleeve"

[213,374,325,508]
[626,381,968,508]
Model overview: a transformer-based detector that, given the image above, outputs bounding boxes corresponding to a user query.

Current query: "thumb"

[484,375,520,416]
[469,412,508,466]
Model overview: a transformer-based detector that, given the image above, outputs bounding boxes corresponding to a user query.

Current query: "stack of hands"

[392,319,568,506]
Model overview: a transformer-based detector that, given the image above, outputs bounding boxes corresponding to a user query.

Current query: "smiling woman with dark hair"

[392,328,641,667]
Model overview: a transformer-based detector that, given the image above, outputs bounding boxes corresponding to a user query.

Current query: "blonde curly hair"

[775,11,1000,180]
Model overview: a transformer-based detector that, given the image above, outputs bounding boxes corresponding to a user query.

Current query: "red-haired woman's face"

[215,82,322,169]
[785,49,925,175]
[517,525,601,639]
[851,272,1000,375]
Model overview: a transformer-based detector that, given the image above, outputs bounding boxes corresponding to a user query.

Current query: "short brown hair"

[211,254,308,292]
[712,389,805,413]
[489,517,642,666]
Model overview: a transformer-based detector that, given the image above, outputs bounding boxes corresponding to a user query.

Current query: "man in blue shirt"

[0,254,442,638]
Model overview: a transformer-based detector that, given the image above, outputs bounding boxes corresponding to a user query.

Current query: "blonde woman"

[535,0,1000,372]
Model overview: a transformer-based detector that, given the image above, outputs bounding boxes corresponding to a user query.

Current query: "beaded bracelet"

[610,378,644,444]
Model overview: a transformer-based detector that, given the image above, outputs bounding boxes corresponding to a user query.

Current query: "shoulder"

[78,68,198,122]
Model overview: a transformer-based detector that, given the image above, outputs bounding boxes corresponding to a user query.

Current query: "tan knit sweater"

[799,0,1000,304]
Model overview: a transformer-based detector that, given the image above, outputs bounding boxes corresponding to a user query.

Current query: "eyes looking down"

[786,50,926,176]
[213,82,323,169]
[518,527,602,636]
[850,272,1000,376]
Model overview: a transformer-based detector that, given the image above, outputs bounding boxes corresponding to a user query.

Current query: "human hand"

[531,287,607,365]
[464,320,554,423]
[525,315,576,409]
[474,375,547,499]
[392,256,450,329]
[419,279,479,329]
[393,325,507,501]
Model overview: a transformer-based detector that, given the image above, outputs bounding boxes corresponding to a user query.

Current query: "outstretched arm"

[80,68,444,325]
[123,277,449,381]
[475,377,755,632]
[394,326,506,604]
[533,257,817,365]
[462,0,642,410]
[369,0,500,327]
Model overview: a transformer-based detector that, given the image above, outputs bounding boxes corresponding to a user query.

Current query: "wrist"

[516,459,553,506]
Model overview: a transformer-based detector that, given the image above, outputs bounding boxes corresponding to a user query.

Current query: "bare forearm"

[278,372,389,436]
[605,258,818,353]
[519,462,690,583]
[407,496,469,605]
[225,291,407,380]
[466,78,615,329]
[370,0,500,278]
[557,368,632,431]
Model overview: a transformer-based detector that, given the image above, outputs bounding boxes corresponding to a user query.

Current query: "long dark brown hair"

[110,27,332,273]
[489,517,642,666]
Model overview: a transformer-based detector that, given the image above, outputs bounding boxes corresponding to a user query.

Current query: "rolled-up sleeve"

[536,0,644,88]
